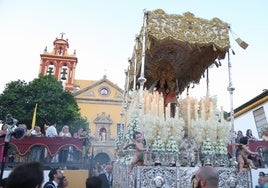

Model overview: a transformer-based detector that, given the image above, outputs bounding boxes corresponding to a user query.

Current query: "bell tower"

[39,33,78,92]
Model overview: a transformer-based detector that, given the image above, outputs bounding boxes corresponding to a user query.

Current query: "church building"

[39,34,124,164]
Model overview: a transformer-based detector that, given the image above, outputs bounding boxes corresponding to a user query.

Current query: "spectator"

[246,129,258,141]
[59,125,71,138]
[43,167,64,188]
[45,123,58,162]
[262,128,268,141]
[235,130,244,143]
[264,174,268,187]
[81,130,90,162]
[256,171,265,188]
[73,127,84,138]
[46,122,58,138]
[246,129,260,167]
[73,127,84,162]
[193,165,219,188]
[0,122,7,136]
[235,130,244,160]
[6,162,44,188]
[57,176,68,188]
[30,125,44,137]
[99,163,113,188]
[86,176,102,188]
[29,126,45,162]
[0,123,8,162]
[58,125,72,163]
[17,124,28,138]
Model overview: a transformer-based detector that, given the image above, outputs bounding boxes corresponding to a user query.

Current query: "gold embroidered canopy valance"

[128,9,230,93]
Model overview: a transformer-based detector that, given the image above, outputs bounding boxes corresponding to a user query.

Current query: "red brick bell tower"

[39,33,78,92]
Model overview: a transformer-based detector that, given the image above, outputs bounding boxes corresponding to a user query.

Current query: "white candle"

[194,99,198,120]
[201,99,205,120]
[166,103,170,118]
[220,106,223,123]
[209,100,213,118]
[187,96,191,128]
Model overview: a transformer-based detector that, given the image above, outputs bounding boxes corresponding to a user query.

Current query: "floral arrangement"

[115,89,231,165]
[141,114,184,151]
[166,136,178,152]
[152,136,165,152]
[201,138,215,155]
[214,139,228,155]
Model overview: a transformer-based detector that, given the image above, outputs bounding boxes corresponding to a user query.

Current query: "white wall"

[234,102,268,138]
[234,109,259,138]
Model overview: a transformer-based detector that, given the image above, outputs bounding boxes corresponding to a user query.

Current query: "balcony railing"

[0,137,90,170]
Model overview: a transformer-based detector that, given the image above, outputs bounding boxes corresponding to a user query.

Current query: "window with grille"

[117,123,125,136]
[253,106,268,137]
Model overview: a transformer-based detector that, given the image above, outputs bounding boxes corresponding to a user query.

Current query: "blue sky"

[0,0,267,111]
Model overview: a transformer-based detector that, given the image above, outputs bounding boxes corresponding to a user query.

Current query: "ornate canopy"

[128,9,230,93]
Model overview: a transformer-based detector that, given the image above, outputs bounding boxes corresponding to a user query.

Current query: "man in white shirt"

[45,123,58,137]
[45,123,58,162]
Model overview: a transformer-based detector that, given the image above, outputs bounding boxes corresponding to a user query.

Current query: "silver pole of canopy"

[138,10,148,123]
[227,49,237,166]
[120,67,129,135]
[133,35,139,89]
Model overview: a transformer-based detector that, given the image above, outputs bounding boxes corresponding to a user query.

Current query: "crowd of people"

[234,129,268,173]
[0,121,92,165]
[0,161,222,188]
[0,162,114,188]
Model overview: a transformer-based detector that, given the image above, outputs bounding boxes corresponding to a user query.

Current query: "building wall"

[74,78,124,163]
[234,100,268,138]
[78,102,122,137]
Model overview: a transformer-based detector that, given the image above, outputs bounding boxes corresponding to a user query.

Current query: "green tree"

[0,75,88,133]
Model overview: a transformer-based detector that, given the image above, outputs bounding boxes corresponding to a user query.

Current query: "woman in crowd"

[59,125,72,163]
[246,129,258,141]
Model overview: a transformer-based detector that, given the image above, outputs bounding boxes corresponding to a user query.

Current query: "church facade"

[39,34,124,164]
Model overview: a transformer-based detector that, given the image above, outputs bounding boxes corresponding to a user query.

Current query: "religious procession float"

[113,9,252,187]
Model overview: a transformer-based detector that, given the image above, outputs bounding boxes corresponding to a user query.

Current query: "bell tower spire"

[39,33,78,92]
